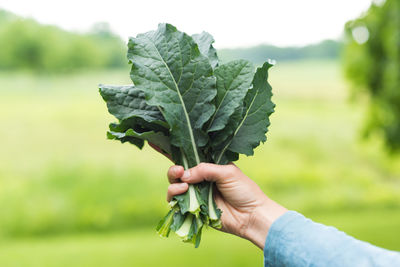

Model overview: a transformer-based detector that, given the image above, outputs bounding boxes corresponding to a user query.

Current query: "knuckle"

[167,184,174,194]
[197,162,207,168]
[225,164,237,176]
[196,162,208,173]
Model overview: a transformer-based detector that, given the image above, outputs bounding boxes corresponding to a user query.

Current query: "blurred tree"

[0,10,126,72]
[218,40,342,64]
[89,22,127,68]
[344,0,400,151]
[0,9,16,24]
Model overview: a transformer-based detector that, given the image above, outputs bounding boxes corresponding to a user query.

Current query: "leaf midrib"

[216,89,260,164]
[147,35,200,165]
[207,62,248,132]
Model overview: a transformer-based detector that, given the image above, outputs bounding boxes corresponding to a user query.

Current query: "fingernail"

[180,183,188,188]
[182,170,191,180]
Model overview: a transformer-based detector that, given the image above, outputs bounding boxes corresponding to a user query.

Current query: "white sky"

[0,0,373,48]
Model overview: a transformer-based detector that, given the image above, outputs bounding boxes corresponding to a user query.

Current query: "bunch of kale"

[100,23,274,247]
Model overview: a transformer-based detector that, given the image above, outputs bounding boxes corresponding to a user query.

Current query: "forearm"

[263,211,400,267]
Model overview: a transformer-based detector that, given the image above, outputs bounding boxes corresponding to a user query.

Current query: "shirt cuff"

[263,210,307,266]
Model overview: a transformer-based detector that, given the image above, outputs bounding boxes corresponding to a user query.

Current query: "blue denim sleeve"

[264,211,400,267]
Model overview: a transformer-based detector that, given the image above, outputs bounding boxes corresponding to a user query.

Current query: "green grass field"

[0,60,399,266]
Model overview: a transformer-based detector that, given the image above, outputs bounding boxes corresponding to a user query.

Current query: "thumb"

[181,162,236,184]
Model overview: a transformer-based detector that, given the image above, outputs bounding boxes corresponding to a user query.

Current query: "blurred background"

[0,0,399,266]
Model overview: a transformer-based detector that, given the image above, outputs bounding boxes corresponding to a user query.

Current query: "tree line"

[0,10,126,72]
[0,9,345,73]
[218,40,342,64]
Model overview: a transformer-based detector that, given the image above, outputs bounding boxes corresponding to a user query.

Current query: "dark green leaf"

[108,128,171,155]
[192,31,219,69]
[107,123,144,149]
[214,62,274,163]
[156,208,174,237]
[174,191,191,215]
[170,211,186,232]
[99,84,167,128]
[207,60,253,132]
[127,23,217,167]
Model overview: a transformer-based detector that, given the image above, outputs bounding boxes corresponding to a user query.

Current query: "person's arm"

[166,163,400,267]
[263,211,400,266]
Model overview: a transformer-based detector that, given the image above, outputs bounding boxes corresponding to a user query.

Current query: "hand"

[166,163,288,249]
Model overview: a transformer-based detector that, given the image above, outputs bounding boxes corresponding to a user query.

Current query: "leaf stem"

[181,150,200,215]
[208,182,218,221]
[175,213,194,240]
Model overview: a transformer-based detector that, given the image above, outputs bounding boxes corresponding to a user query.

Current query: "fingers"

[166,165,187,202]
[181,163,239,184]
[167,182,188,202]
[167,165,184,184]
[166,162,239,203]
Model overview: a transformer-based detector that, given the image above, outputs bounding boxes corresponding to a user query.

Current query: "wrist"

[244,198,288,249]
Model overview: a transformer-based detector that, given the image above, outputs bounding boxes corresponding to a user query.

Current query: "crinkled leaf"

[192,31,219,69]
[114,116,168,138]
[107,130,144,149]
[127,23,216,167]
[99,84,167,128]
[210,105,243,148]
[207,60,253,132]
[108,128,171,155]
[211,105,243,164]
[214,62,275,163]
